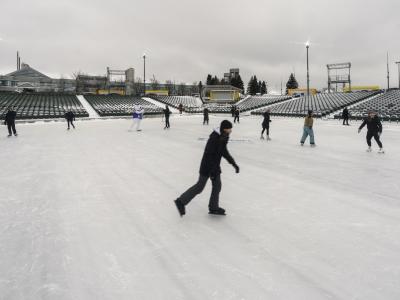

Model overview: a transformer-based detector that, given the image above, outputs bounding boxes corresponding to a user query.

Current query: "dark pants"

[67,119,75,129]
[366,131,382,148]
[262,126,269,136]
[165,117,170,128]
[234,116,239,123]
[7,122,17,135]
[203,117,209,125]
[177,174,222,210]
[343,117,349,125]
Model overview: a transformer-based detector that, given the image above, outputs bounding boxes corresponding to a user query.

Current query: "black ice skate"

[208,207,226,215]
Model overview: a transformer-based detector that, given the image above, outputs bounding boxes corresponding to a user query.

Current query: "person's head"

[368,110,376,118]
[220,120,233,135]
[8,106,13,112]
[267,108,271,113]
[307,110,313,117]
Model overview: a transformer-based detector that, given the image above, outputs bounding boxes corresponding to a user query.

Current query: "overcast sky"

[0,0,399,91]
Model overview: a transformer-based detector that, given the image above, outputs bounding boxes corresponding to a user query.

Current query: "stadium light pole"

[396,61,400,89]
[143,53,146,96]
[306,41,310,100]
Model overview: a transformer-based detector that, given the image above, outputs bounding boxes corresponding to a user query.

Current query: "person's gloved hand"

[233,164,240,174]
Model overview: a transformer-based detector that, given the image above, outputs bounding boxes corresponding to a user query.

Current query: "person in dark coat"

[203,108,209,125]
[230,105,235,117]
[261,109,272,140]
[163,105,171,129]
[358,111,384,153]
[4,107,17,137]
[65,111,76,130]
[234,108,240,123]
[178,104,183,115]
[342,107,350,125]
[174,120,240,216]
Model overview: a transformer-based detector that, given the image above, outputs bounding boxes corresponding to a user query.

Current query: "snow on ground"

[0,115,399,300]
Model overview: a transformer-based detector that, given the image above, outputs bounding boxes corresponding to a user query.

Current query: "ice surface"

[1,115,399,300]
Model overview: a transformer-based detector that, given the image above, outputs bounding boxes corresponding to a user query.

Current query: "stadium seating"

[84,94,163,116]
[252,91,379,118]
[334,89,400,121]
[0,92,88,119]
[149,95,203,109]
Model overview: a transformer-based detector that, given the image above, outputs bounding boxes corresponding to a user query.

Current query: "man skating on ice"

[234,107,240,123]
[130,104,144,131]
[300,110,315,147]
[163,105,171,129]
[358,110,384,153]
[261,109,272,140]
[4,107,17,137]
[65,111,75,130]
[203,107,209,125]
[342,107,350,125]
[174,120,240,216]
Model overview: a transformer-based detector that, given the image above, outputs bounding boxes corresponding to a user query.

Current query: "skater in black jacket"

[203,108,209,125]
[163,105,171,129]
[342,107,350,125]
[358,111,384,153]
[65,111,76,130]
[261,109,272,140]
[234,108,240,123]
[174,120,240,216]
[4,107,17,137]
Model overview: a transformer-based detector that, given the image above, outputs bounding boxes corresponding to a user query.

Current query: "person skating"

[342,107,350,125]
[174,120,240,217]
[4,107,17,137]
[234,108,240,123]
[163,105,171,129]
[203,107,209,125]
[230,105,235,117]
[261,109,272,140]
[178,103,183,115]
[65,111,76,130]
[130,104,144,131]
[358,110,384,153]
[300,110,315,147]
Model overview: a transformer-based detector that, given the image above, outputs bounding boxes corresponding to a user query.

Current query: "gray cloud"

[0,0,399,91]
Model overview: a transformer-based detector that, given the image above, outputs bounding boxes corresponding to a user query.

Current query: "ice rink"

[1,115,399,300]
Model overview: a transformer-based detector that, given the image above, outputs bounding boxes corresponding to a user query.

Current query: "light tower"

[143,53,146,95]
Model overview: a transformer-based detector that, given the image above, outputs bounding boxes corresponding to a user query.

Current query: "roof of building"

[6,63,51,80]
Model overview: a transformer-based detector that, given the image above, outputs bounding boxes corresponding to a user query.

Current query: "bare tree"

[150,75,160,91]
[178,83,186,96]
[165,80,174,95]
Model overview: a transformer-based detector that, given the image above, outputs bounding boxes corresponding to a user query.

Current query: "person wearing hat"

[65,110,76,130]
[163,105,171,129]
[4,106,17,137]
[174,120,240,216]
[342,107,350,126]
[358,110,384,153]
[234,107,240,123]
[203,107,209,125]
[300,110,315,146]
[261,109,272,140]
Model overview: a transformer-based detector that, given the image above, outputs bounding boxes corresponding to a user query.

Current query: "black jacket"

[164,108,171,118]
[234,110,240,117]
[359,116,382,133]
[203,108,209,117]
[65,111,75,121]
[199,129,236,177]
[342,108,349,118]
[4,111,16,124]
[262,112,271,126]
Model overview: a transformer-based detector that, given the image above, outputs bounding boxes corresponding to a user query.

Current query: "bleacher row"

[334,90,400,121]
[84,95,163,116]
[150,96,203,109]
[0,92,88,119]
[252,91,379,118]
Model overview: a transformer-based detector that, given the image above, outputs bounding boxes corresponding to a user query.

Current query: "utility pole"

[395,61,400,89]
[387,52,390,90]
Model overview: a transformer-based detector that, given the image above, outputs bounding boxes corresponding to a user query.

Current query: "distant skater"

[234,108,240,123]
[130,104,144,131]
[65,111,75,130]
[230,105,235,117]
[178,104,183,115]
[4,107,17,137]
[174,120,240,216]
[300,110,315,147]
[261,109,272,140]
[203,107,209,125]
[163,105,171,129]
[358,110,384,153]
[342,107,350,125]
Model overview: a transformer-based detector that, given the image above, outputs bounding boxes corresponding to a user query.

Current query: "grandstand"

[0,92,88,119]
[83,94,163,116]
[334,89,400,121]
[252,91,379,118]
[149,95,203,109]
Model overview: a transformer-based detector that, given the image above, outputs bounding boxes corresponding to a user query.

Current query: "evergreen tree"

[286,73,299,94]
[236,75,244,91]
[261,81,267,94]
[258,81,262,93]
[206,74,212,85]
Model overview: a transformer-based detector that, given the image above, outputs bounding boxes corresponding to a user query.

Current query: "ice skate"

[7,134,12,137]
[266,136,271,141]
[209,207,226,215]
[260,135,264,140]
[310,143,316,148]
[366,147,372,152]
[174,199,185,217]
[378,148,385,154]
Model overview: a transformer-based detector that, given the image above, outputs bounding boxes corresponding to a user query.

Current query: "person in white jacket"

[129,104,144,131]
